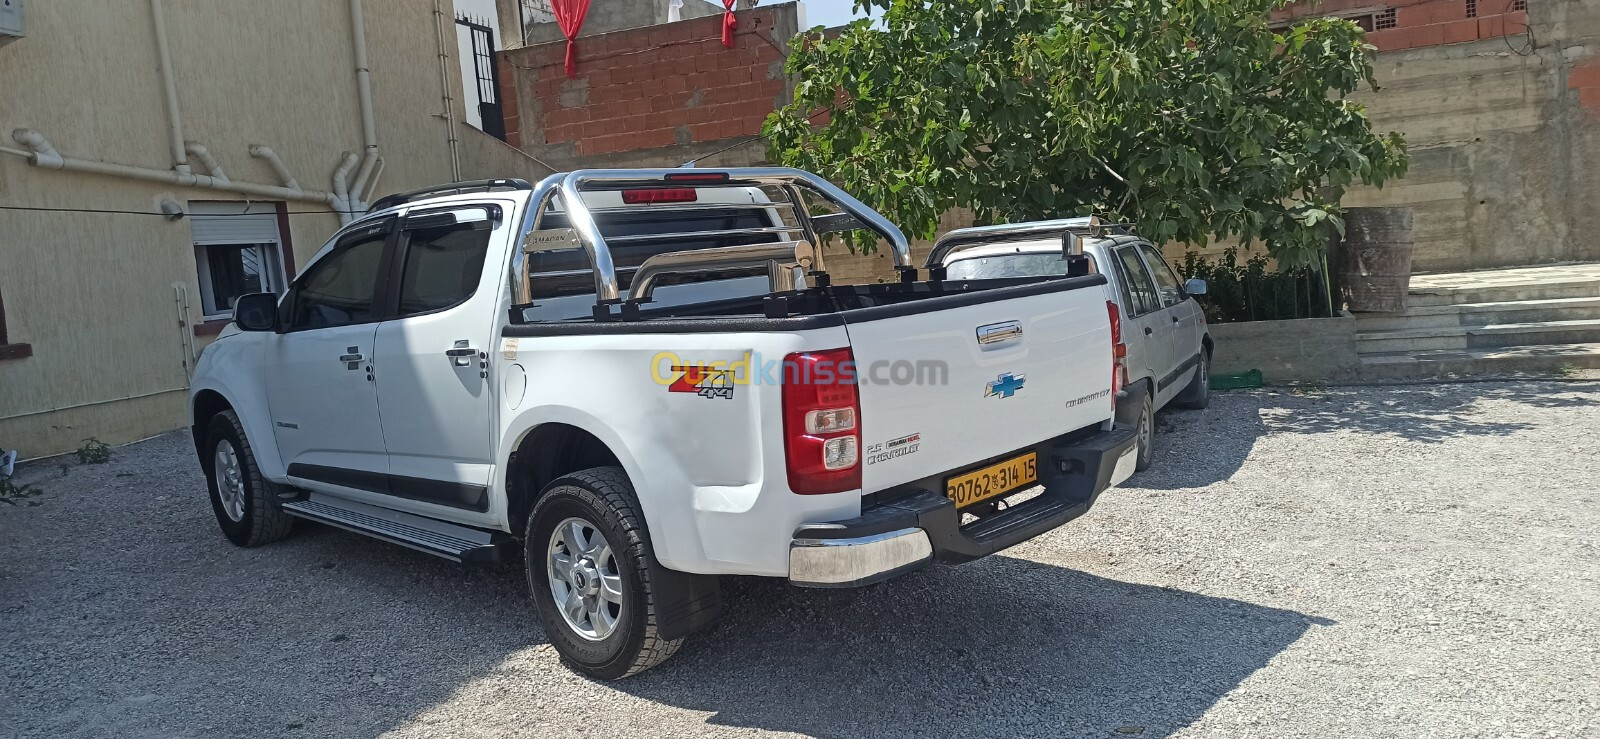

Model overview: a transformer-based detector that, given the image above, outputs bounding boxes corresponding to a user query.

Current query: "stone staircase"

[1355,263,1600,380]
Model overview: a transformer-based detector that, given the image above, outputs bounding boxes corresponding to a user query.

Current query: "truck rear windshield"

[528,208,783,299]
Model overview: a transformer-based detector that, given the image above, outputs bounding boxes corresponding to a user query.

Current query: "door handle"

[339,352,364,362]
[444,347,478,357]
[446,340,482,368]
[1143,327,1153,336]
[1172,315,1180,323]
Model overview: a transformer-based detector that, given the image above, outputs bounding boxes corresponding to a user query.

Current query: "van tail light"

[1108,301,1128,400]
[782,348,861,494]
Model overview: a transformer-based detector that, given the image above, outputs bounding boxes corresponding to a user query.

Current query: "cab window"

[284,224,389,330]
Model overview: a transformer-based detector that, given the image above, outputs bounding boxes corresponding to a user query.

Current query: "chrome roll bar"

[516,168,914,309]
[925,216,1117,269]
[628,240,816,305]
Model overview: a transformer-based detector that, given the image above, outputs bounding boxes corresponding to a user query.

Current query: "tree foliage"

[765,0,1408,267]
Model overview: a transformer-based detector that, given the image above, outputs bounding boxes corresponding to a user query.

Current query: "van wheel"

[204,410,296,547]
[1174,348,1211,410]
[1134,388,1155,472]
[526,467,681,680]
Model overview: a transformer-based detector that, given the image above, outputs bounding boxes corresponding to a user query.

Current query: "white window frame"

[193,241,287,320]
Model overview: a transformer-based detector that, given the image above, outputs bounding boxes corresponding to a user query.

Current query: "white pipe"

[11,129,339,207]
[331,151,360,225]
[184,142,228,184]
[249,145,301,191]
[348,0,381,197]
[359,155,385,205]
[149,0,191,174]
[432,0,462,182]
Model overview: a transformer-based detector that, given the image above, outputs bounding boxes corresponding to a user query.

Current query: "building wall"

[511,0,728,47]
[0,0,548,459]
[498,3,799,169]
[1330,0,1598,272]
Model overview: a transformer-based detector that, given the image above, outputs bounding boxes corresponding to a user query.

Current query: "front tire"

[204,410,295,547]
[1174,348,1211,410]
[525,467,682,680]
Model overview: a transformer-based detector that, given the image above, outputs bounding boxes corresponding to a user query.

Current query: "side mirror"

[1184,278,1208,296]
[232,292,280,332]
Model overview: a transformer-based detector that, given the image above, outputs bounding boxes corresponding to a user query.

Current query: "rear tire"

[204,410,296,547]
[1174,348,1211,410]
[525,467,682,680]
[1133,387,1155,472]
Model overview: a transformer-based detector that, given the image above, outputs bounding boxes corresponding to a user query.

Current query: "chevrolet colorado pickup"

[188,168,1136,678]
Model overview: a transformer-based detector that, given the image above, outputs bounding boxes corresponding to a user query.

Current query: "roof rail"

[370,178,533,212]
[924,216,1130,269]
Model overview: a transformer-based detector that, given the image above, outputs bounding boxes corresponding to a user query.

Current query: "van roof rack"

[370,178,533,212]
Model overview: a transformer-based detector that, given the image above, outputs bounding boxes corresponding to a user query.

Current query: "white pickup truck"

[189,168,1136,678]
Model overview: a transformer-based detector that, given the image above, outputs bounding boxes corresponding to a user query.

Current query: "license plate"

[945,452,1038,509]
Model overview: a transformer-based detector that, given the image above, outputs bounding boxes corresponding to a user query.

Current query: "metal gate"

[456,15,505,141]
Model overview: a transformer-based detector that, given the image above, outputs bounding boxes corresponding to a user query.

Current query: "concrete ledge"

[1209,311,1359,384]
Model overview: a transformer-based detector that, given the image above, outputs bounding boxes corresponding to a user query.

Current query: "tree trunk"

[1338,207,1414,313]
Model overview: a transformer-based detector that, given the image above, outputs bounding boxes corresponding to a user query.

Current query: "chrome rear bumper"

[788,527,933,588]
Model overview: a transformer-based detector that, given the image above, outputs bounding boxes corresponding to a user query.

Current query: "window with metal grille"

[1374,8,1398,30]
[1512,0,1526,10]
[1466,0,1478,17]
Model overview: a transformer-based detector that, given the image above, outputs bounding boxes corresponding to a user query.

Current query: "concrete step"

[1406,279,1600,307]
[1359,342,1600,380]
[1353,296,1600,331]
[1355,317,1600,354]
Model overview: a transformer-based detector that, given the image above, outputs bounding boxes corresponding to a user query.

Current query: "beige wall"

[0,0,548,459]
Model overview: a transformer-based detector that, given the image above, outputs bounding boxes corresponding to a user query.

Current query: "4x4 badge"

[985,372,1026,399]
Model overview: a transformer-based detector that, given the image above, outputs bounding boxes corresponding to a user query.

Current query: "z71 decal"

[667,365,734,399]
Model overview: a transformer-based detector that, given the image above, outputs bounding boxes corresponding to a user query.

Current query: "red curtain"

[721,0,737,48]
[552,0,592,78]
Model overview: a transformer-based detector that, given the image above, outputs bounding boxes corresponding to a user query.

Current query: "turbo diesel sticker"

[667,365,734,399]
[866,432,922,465]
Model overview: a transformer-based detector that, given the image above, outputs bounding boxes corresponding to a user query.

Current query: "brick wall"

[1274,0,1528,51]
[497,5,797,167]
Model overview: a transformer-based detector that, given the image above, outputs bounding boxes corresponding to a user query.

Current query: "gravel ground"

[2,380,1598,739]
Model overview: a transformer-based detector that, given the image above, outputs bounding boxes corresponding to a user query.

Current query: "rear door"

[845,281,1114,494]
[1108,243,1178,398]
[369,204,506,519]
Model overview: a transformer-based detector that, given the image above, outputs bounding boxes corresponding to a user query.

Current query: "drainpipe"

[432,0,462,182]
[358,156,386,206]
[8,129,341,207]
[184,142,228,185]
[149,0,191,175]
[249,145,301,192]
[348,0,382,199]
[331,151,360,225]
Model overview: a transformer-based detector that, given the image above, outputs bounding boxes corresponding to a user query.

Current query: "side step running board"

[281,495,512,564]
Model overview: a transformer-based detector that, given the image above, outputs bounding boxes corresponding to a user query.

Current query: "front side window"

[285,227,389,330]
[1114,245,1162,316]
[1138,244,1186,308]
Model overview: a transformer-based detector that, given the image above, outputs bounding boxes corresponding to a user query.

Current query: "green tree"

[765,0,1408,268]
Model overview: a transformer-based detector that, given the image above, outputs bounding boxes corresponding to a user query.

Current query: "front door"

[370,204,504,516]
[266,220,395,489]
[1137,242,1202,402]
[1110,243,1179,399]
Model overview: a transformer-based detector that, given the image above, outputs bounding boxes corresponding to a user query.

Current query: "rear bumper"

[788,425,1137,587]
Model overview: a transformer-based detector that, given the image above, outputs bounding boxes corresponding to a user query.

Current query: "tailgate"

[845,280,1114,494]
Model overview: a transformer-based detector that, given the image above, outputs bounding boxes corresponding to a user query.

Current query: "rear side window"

[285,226,388,330]
[1113,245,1161,316]
[527,208,783,299]
[395,220,492,317]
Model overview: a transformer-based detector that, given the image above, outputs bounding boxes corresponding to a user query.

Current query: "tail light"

[1108,301,1128,400]
[622,188,697,204]
[782,348,861,494]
